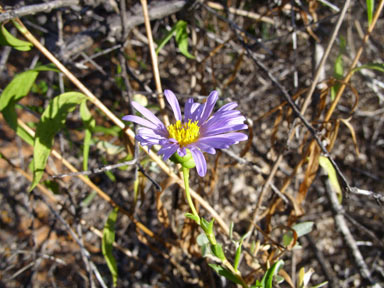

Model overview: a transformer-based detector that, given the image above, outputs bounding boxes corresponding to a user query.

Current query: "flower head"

[122,90,248,176]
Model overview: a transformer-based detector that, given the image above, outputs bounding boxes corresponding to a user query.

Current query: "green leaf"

[80,102,95,172]
[334,55,344,80]
[30,92,87,191]
[200,217,215,235]
[175,21,195,59]
[211,243,225,261]
[155,20,195,59]
[43,180,60,194]
[331,37,346,100]
[283,221,314,247]
[81,191,98,207]
[2,104,34,145]
[102,207,119,287]
[312,281,329,288]
[185,212,200,223]
[353,63,384,73]
[233,231,251,272]
[0,65,59,145]
[208,263,242,285]
[0,24,33,51]
[366,0,375,25]
[155,24,178,54]
[0,70,38,111]
[319,156,342,202]
[259,260,284,288]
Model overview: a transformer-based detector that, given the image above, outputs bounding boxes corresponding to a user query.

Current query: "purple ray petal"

[202,124,248,137]
[158,143,179,161]
[197,133,248,149]
[164,90,182,121]
[193,142,216,154]
[190,103,203,122]
[131,101,165,128]
[217,102,238,112]
[190,148,207,177]
[199,91,218,124]
[184,98,194,122]
[122,115,158,130]
[201,114,246,132]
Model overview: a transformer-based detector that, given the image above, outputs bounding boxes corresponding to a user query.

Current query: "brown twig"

[140,0,169,126]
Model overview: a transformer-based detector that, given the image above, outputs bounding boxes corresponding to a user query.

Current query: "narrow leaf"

[80,101,95,171]
[366,0,375,25]
[260,260,284,288]
[175,21,195,59]
[319,156,342,202]
[155,24,178,54]
[0,24,33,51]
[208,263,242,285]
[102,207,119,287]
[30,92,87,191]
[233,231,251,272]
[353,63,384,73]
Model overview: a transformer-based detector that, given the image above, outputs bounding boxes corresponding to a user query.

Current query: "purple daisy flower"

[122,90,248,177]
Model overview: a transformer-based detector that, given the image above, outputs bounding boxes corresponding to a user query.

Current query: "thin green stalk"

[182,167,200,225]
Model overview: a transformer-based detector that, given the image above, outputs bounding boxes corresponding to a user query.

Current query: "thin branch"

[37,194,108,288]
[0,0,79,23]
[52,159,137,179]
[321,174,376,285]
[348,187,384,204]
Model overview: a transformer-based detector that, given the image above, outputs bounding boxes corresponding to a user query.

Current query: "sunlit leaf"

[156,20,195,59]
[233,231,251,272]
[175,21,195,59]
[353,63,384,73]
[80,101,95,171]
[259,260,284,288]
[30,92,87,191]
[366,0,375,25]
[0,65,59,145]
[319,156,342,202]
[0,24,33,51]
[102,207,119,287]
[156,24,178,54]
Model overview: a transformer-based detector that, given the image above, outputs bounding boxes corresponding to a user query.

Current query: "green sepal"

[170,149,196,169]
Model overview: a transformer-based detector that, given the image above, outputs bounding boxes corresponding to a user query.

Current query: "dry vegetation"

[0,0,384,287]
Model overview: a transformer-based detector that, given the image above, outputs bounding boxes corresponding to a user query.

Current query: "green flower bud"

[170,149,196,169]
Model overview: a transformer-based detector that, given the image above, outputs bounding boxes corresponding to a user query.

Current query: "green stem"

[182,167,200,225]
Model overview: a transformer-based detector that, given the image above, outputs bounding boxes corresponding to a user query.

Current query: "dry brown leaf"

[298,142,321,204]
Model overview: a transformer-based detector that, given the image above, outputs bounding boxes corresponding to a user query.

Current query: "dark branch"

[0,0,80,23]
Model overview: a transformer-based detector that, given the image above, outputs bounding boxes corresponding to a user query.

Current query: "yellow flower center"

[167,120,200,147]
